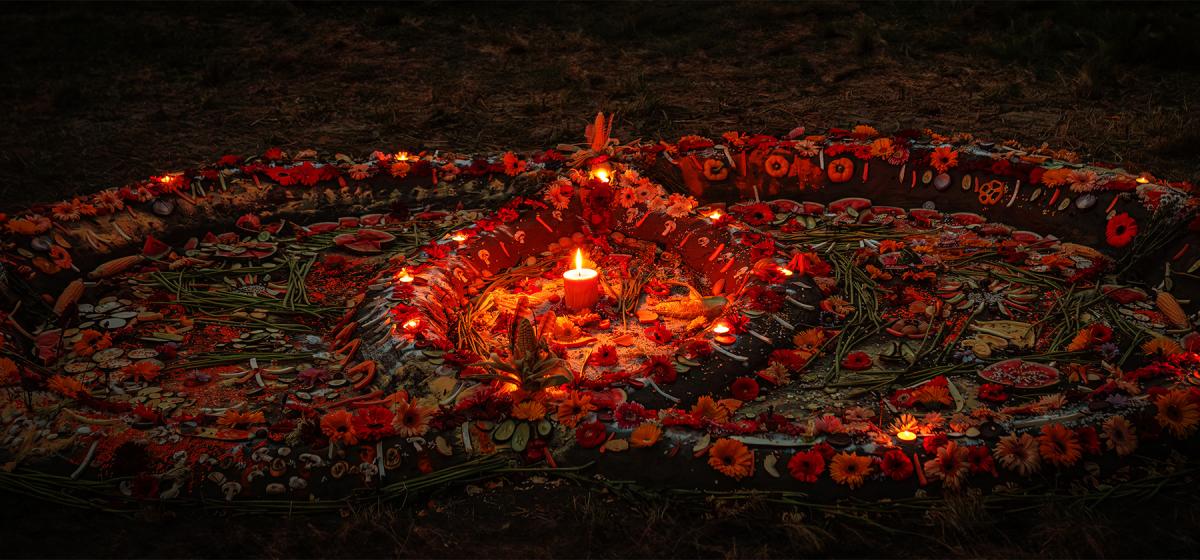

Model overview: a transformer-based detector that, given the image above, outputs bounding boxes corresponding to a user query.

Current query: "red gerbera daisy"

[1105,213,1138,248]
[787,449,825,483]
[880,448,914,481]
[591,344,619,367]
[730,377,760,401]
[575,421,608,448]
[922,433,949,454]
[841,351,873,371]
[739,203,775,226]
[645,323,673,345]
[966,444,998,476]
[614,402,648,429]
[352,406,395,441]
[1090,323,1113,343]
[643,355,676,384]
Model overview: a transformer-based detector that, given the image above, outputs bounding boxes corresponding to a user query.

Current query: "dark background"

[2,1,1199,209]
[2,2,1200,558]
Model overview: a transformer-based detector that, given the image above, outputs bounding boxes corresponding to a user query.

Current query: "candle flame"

[402,318,421,331]
[1136,176,1150,184]
[396,151,410,161]
[593,169,609,183]
[574,248,584,271]
[713,321,731,335]
[896,430,917,442]
[708,210,722,220]
[779,267,794,277]
[452,232,467,243]
[397,268,414,283]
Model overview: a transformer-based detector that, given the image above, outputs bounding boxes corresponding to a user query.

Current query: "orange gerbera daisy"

[321,409,358,445]
[707,438,753,479]
[393,399,432,437]
[629,423,663,448]
[556,392,595,427]
[1155,389,1200,439]
[1102,415,1137,456]
[47,374,87,398]
[829,452,873,489]
[0,357,20,385]
[994,433,1040,476]
[691,395,730,423]
[73,330,112,357]
[511,400,547,421]
[929,146,958,174]
[1038,424,1082,467]
[924,440,970,490]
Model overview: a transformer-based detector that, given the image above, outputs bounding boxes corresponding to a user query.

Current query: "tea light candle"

[896,430,917,442]
[563,249,599,311]
[396,268,414,283]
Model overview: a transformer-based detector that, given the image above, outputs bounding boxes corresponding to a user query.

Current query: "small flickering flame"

[708,210,723,220]
[896,430,917,442]
[1136,176,1150,184]
[779,267,794,277]
[402,318,421,331]
[593,169,610,183]
[157,175,173,184]
[452,232,468,243]
[396,151,410,161]
[397,268,414,283]
[712,321,732,335]
[574,248,585,271]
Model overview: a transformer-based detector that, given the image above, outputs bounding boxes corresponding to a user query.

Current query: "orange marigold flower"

[629,423,662,448]
[218,409,266,427]
[511,400,547,421]
[1037,424,1082,467]
[829,452,873,489]
[0,357,20,385]
[1155,389,1200,439]
[73,329,112,357]
[122,360,163,383]
[47,374,87,398]
[556,392,595,428]
[321,409,359,445]
[869,137,894,158]
[707,438,753,479]
[691,395,730,423]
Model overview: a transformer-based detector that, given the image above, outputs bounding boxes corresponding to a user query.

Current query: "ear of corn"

[52,279,84,316]
[88,255,144,279]
[1156,291,1189,328]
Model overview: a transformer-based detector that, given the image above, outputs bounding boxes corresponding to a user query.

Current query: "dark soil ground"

[2,2,1200,558]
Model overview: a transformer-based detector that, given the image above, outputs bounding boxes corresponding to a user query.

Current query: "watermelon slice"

[979,359,1060,389]
[828,197,872,214]
[334,229,396,253]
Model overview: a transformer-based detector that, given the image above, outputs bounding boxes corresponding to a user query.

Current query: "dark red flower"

[1105,213,1138,248]
[1090,324,1113,343]
[977,383,1009,403]
[264,147,284,161]
[841,351,872,371]
[812,441,836,461]
[1077,425,1101,455]
[575,421,608,448]
[923,433,949,454]
[966,445,998,476]
[880,449,914,481]
[730,377,760,401]
[614,402,648,429]
[787,449,825,483]
[644,355,676,384]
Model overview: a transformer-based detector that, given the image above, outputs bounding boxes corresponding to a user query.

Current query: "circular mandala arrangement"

[1,116,1198,511]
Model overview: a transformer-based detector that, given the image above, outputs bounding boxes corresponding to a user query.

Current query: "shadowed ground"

[1,2,1199,558]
